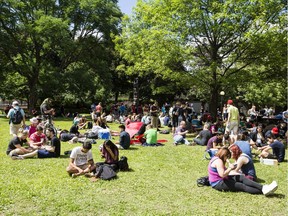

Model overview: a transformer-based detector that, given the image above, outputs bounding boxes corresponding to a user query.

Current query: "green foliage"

[115,0,287,115]
[0,0,122,110]
[0,117,287,215]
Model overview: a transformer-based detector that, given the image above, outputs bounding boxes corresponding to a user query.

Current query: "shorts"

[10,123,22,135]
[38,149,55,158]
[225,121,239,135]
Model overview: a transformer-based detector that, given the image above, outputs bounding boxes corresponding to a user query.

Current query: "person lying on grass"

[6,129,38,160]
[208,147,278,196]
[66,142,96,178]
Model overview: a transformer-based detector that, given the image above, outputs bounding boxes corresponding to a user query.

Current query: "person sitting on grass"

[97,140,119,171]
[29,125,47,150]
[66,142,96,178]
[28,117,39,137]
[229,144,257,181]
[142,124,158,146]
[193,123,212,146]
[115,125,130,150]
[206,132,224,150]
[173,121,191,146]
[258,134,285,162]
[37,128,61,158]
[6,129,38,160]
[208,147,278,195]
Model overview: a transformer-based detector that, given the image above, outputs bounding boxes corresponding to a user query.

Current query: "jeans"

[174,135,190,145]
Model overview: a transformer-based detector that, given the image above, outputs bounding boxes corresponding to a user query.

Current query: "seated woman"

[97,140,119,171]
[229,144,257,181]
[208,147,277,195]
[28,117,39,137]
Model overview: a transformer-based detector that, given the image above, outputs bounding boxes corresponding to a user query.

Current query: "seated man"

[143,124,158,146]
[258,134,285,162]
[206,132,224,150]
[116,125,130,149]
[66,142,96,178]
[6,129,38,160]
[193,123,212,146]
[37,128,61,158]
[173,121,191,146]
[29,125,47,150]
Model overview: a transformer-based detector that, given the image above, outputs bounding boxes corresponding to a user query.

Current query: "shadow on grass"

[256,177,266,183]
[268,193,286,199]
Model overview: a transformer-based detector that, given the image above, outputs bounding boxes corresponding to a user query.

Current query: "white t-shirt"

[70,146,93,166]
[92,125,103,134]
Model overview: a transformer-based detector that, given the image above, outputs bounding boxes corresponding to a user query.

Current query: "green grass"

[0,116,287,216]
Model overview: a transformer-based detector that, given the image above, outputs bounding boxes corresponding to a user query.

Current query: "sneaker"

[173,142,177,146]
[11,155,24,160]
[71,173,77,178]
[84,173,94,178]
[262,181,278,196]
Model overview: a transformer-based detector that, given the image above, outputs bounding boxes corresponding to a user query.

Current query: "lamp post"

[220,91,225,111]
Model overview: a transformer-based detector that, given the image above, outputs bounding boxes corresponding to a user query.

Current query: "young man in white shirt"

[66,142,96,178]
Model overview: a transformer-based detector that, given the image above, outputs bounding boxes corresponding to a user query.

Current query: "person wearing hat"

[265,127,280,139]
[225,99,239,142]
[258,134,285,162]
[6,101,26,136]
[6,129,38,160]
[28,117,39,137]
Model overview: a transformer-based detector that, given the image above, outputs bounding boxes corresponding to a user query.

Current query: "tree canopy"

[115,0,287,116]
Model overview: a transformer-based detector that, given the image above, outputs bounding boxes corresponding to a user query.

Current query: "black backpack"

[118,156,129,171]
[11,108,23,124]
[95,164,117,180]
[196,176,210,187]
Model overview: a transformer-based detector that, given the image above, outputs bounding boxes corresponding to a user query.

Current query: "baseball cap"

[271,127,279,134]
[12,101,19,107]
[227,100,233,105]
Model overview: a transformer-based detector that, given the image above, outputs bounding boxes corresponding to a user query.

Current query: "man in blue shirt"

[258,134,285,162]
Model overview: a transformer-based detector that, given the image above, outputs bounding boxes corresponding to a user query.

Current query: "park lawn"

[0,116,287,216]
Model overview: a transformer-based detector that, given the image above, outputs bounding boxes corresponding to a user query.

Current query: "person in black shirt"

[37,128,61,158]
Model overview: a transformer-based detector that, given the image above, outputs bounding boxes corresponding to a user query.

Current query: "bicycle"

[43,114,58,136]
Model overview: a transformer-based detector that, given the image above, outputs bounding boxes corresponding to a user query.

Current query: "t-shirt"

[227,105,239,121]
[29,125,37,137]
[119,131,130,149]
[30,132,46,143]
[270,140,285,162]
[69,125,79,135]
[198,130,212,145]
[174,126,186,138]
[50,136,61,157]
[144,129,157,144]
[206,136,222,150]
[235,140,252,159]
[6,137,27,155]
[70,146,93,166]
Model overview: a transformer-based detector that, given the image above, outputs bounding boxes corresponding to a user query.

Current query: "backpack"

[118,156,129,171]
[196,176,210,187]
[11,108,23,124]
[95,164,117,180]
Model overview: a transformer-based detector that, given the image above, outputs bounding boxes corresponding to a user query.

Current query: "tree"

[0,0,122,112]
[115,0,286,117]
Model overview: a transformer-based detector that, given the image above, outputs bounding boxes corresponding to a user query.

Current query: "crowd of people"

[4,98,287,192]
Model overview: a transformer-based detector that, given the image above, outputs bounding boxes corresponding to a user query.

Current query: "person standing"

[150,101,160,130]
[6,101,26,136]
[225,100,239,142]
